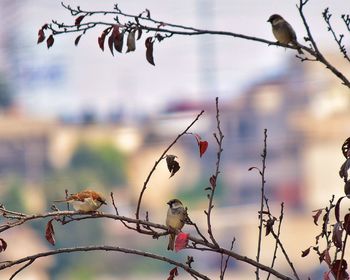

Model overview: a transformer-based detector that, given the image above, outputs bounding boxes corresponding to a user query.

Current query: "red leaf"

[145,37,155,66]
[0,238,7,252]
[175,232,189,252]
[333,222,343,249]
[167,267,178,280]
[74,34,82,46]
[301,247,310,257]
[75,15,85,27]
[97,27,111,51]
[37,28,45,44]
[45,219,56,246]
[46,35,54,49]
[199,141,208,157]
[209,175,216,188]
[113,27,124,53]
[312,209,323,226]
[108,33,114,56]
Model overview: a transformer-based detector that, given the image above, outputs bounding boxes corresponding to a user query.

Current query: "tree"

[1,1,349,279]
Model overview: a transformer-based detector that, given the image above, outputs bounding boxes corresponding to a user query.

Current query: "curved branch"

[0,245,210,280]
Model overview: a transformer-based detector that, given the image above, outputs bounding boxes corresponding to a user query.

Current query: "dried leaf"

[331,259,348,280]
[344,213,350,235]
[45,219,55,246]
[335,196,346,223]
[342,137,350,159]
[74,34,82,46]
[126,30,136,52]
[345,181,350,197]
[114,30,124,53]
[301,247,311,257]
[145,37,155,66]
[166,155,180,178]
[0,238,7,252]
[333,222,343,249]
[46,35,54,49]
[136,27,142,40]
[37,28,45,44]
[312,209,323,226]
[265,218,275,236]
[167,267,178,280]
[98,27,111,51]
[108,33,114,56]
[339,159,350,182]
[209,175,216,188]
[319,249,332,265]
[175,232,189,252]
[75,15,85,27]
[199,141,208,157]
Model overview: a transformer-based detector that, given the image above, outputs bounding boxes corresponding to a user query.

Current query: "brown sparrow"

[267,14,303,54]
[54,190,107,212]
[166,198,187,250]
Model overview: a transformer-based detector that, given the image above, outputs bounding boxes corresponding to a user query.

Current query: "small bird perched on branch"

[267,14,303,54]
[54,190,107,212]
[166,198,187,250]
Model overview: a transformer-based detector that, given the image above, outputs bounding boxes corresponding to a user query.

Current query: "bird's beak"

[167,201,171,206]
[267,19,270,22]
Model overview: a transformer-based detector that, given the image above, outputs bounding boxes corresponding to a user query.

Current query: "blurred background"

[0,0,349,279]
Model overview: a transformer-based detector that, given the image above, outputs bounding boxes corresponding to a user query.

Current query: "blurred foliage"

[70,142,126,186]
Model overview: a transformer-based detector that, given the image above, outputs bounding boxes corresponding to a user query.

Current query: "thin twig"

[135,110,204,229]
[255,128,267,280]
[205,97,223,248]
[220,237,235,280]
[9,259,34,280]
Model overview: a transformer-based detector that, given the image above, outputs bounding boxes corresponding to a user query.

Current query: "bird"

[166,198,187,251]
[267,14,303,54]
[54,190,107,213]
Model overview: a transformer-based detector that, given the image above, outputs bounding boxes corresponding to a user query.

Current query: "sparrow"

[54,190,107,213]
[166,198,187,251]
[267,14,303,54]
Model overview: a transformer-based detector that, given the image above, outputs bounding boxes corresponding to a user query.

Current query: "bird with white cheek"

[166,198,187,251]
[267,14,303,54]
[54,190,107,213]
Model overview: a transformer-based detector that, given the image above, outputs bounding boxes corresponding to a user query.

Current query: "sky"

[0,0,348,118]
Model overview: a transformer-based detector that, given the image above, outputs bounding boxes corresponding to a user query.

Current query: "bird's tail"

[167,233,175,251]
[292,41,304,55]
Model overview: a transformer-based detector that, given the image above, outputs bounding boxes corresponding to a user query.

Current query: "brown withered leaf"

[167,267,178,280]
[344,213,350,235]
[333,222,343,249]
[108,33,114,56]
[75,15,85,27]
[345,181,350,197]
[209,175,216,188]
[331,259,348,280]
[145,37,155,66]
[301,247,311,257]
[45,219,56,246]
[97,27,111,51]
[114,30,124,53]
[319,249,332,265]
[74,34,82,46]
[339,159,350,182]
[166,155,180,178]
[312,209,323,226]
[46,35,54,49]
[0,238,7,252]
[265,217,275,236]
[136,27,142,40]
[335,196,346,223]
[342,137,350,159]
[37,28,45,44]
[126,30,136,52]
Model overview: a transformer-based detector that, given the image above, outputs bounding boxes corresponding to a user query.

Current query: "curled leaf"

[45,219,56,246]
[167,267,178,280]
[136,27,142,40]
[344,213,350,235]
[75,15,85,27]
[37,28,45,44]
[339,159,350,182]
[46,35,54,49]
[145,37,155,66]
[166,155,180,178]
[114,30,124,53]
[345,181,350,197]
[333,222,343,249]
[335,196,346,223]
[98,27,111,51]
[108,33,114,56]
[342,137,350,159]
[312,209,323,226]
[265,217,275,236]
[74,34,82,46]
[301,247,311,257]
[175,232,189,252]
[126,30,136,52]
[0,238,7,252]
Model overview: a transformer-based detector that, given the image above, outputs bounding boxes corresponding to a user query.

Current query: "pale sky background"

[0,0,348,118]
